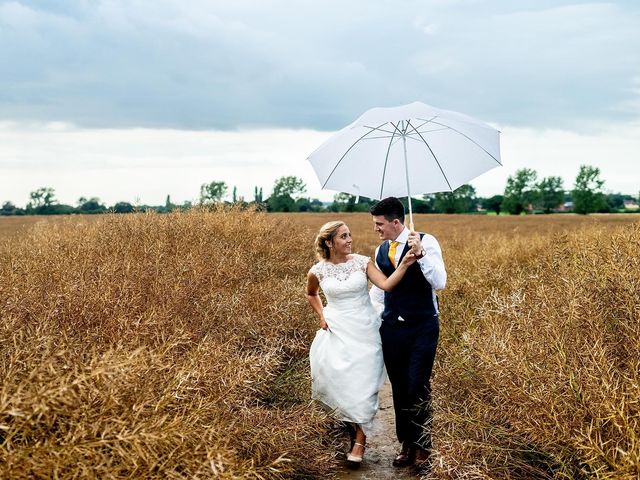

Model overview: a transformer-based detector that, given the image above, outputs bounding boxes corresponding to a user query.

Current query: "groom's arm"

[417,234,447,290]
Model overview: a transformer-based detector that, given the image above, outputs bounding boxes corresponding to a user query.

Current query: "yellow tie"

[389,241,399,268]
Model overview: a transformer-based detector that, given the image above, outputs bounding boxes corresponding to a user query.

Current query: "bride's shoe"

[346,442,366,467]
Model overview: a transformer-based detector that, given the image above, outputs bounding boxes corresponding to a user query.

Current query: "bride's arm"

[305,272,329,330]
[366,254,417,292]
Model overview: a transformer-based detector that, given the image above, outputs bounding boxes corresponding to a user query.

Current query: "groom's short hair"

[370,197,405,223]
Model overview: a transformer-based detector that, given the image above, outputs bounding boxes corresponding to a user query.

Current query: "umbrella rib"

[321,122,390,189]
[361,134,400,140]
[411,116,438,132]
[428,120,502,166]
[379,122,402,198]
[407,127,449,135]
[363,125,397,135]
[406,119,454,191]
[404,135,429,144]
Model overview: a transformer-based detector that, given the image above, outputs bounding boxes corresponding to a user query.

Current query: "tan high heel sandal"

[346,442,366,465]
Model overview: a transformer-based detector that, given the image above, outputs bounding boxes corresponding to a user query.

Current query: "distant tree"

[165,195,174,212]
[27,187,57,211]
[267,176,306,212]
[268,195,295,212]
[46,204,76,215]
[272,176,306,198]
[232,186,238,203]
[113,201,134,214]
[606,193,623,211]
[572,165,607,215]
[536,176,564,213]
[253,186,263,203]
[25,187,75,214]
[0,201,25,216]
[605,192,636,212]
[200,181,228,204]
[413,195,435,213]
[502,169,538,214]
[331,193,354,212]
[452,183,477,213]
[432,184,477,213]
[1,201,14,215]
[77,197,107,214]
[331,193,372,212]
[481,195,504,215]
[432,193,455,214]
[295,197,313,212]
[308,198,325,212]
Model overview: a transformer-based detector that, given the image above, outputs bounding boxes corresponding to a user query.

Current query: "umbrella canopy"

[307,101,502,226]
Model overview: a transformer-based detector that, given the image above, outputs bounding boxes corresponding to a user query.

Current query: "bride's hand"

[399,252,418,268]
[320,317,330,331]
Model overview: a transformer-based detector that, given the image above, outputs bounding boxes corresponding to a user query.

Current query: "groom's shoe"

[413,447,432,474]
[392,442,415,467]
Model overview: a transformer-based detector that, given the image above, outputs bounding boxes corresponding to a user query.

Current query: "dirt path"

[335,379,418,480]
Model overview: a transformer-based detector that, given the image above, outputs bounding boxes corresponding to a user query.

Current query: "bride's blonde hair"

[315,221,346,260]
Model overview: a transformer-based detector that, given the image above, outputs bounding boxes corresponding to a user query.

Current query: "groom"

[369,197,447,471]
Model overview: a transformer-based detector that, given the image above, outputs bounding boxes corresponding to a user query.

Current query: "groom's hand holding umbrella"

[407,231,425,260]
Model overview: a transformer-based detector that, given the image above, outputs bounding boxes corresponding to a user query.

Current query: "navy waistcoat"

[376,235,437,324]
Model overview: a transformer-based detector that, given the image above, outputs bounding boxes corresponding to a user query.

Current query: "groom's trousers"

[380,315,439,450]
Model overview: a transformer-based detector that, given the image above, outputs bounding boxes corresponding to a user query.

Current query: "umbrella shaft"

[402,133,414,230]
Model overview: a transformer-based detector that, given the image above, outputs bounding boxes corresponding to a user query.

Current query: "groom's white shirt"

[369,226,446,312]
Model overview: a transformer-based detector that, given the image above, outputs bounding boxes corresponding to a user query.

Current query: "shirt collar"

[390,227,409,244]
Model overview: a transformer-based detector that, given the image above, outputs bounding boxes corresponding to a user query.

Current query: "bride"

[305,220,416,467]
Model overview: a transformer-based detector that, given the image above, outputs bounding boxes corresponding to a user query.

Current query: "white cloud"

[0,1,638,130]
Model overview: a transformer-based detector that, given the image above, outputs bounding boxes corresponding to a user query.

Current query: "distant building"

[623,200,639,210]
[557,201,574,212]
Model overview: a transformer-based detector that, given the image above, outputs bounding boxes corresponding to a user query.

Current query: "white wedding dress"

[309,254,385,433]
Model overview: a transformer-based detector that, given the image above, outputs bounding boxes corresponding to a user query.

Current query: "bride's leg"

[346,422,357,449]
[349,424,366,457]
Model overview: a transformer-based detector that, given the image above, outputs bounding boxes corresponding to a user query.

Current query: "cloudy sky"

[1,0,639,206]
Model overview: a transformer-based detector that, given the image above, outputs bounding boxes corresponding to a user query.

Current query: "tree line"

[2,165,639,217]
[0,189,182,216]
[198,165,638,215]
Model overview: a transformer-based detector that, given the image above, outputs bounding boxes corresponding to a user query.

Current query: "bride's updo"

[315,221,346,260]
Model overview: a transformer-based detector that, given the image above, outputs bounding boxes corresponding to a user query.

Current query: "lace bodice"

[310,254,372,309]
[310,254,370,283]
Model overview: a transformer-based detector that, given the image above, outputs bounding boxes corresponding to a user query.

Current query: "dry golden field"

[1,211,639,479]
[0,216,55,239]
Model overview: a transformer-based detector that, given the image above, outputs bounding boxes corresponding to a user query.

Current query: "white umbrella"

[307,101,502,228]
